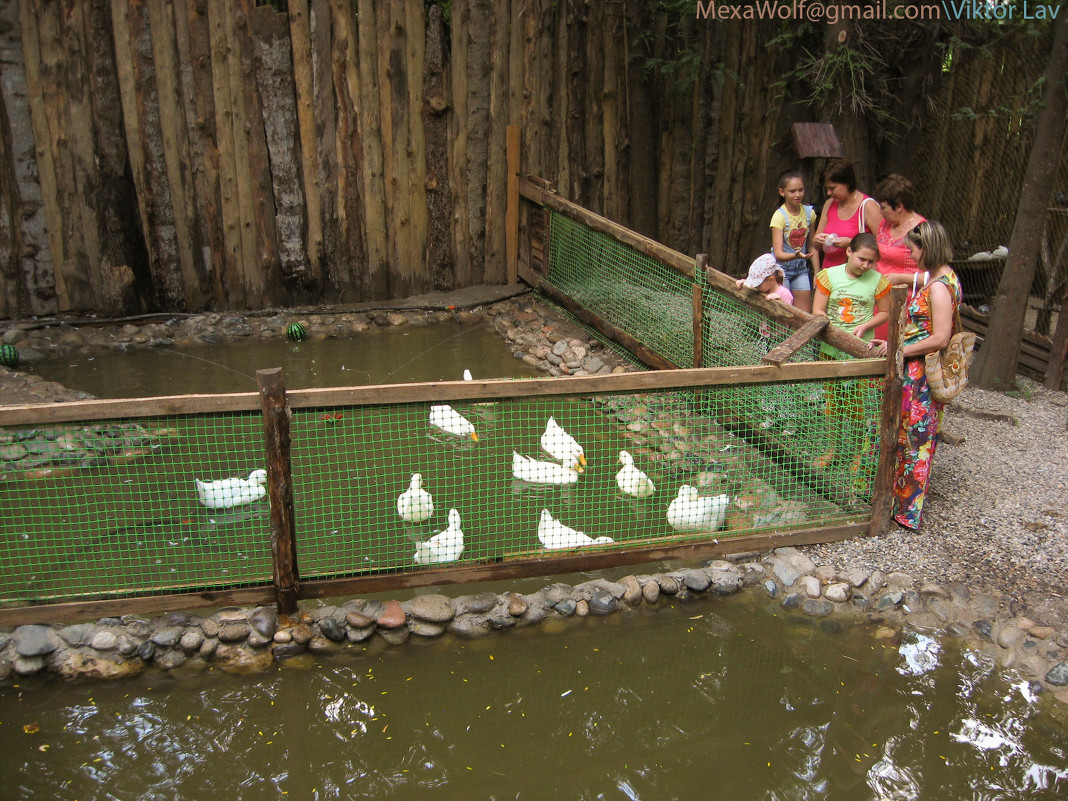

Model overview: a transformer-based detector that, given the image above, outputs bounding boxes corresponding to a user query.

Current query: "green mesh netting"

[0,414,272,604]
[545,211,695,367]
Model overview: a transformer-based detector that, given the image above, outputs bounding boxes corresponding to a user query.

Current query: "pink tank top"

[820,195,873,269]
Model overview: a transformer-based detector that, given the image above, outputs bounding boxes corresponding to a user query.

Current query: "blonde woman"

[870,220,962,530]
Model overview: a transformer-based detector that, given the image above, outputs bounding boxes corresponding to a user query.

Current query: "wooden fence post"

[693,254,707,368]
[258,367,300,615]
[868,286,907,537]
[506,124,521,285]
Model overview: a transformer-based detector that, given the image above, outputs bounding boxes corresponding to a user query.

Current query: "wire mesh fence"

[0,372,876,608]
[0,190,887,614]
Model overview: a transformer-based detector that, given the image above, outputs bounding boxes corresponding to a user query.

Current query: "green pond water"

[2,590,1067,800]
[5,320,1067,798]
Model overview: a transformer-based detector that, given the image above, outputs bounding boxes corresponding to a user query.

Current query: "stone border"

[2,547,1066,709]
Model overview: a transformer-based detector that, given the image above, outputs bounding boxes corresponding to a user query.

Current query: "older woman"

[812,159,882,270]
[873,174,926,283]
[870,220,962,530]
[872,174,926,338]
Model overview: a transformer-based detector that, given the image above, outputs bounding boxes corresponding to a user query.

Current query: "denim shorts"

[778,257,812,292]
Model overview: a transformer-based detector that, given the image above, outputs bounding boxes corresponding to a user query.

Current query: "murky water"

[2,590,1066,800]
[8,321,1068,798]
[29,320,541,397]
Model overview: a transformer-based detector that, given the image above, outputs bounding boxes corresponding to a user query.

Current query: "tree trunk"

[423,3,453,290]
[973,12,1068,390]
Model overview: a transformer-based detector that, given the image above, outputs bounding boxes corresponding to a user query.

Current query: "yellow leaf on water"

[23,723,39,734]
[38,744,49,752]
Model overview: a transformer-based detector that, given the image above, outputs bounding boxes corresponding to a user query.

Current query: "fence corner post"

[506,124,521,285]
[868,286,907,537]
[257,367,300,616]
[693,254,707,368]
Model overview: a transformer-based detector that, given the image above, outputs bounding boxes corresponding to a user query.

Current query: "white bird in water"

[414,508,464,564]
[463,369,473,381]
[512,451,583,485]
[397,473,435,522]
[537,509,614,550]
[666,485,729,532]
[429,404,478,441]
[615,450,656,498]
[540,416,586,467]
[195,469,268,509]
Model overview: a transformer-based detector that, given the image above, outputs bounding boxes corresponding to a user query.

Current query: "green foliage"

[425,0,452,25]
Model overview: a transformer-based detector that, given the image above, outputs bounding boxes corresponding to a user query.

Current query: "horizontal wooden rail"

[519,179,696,280]
[0,520,868,626]
[0,359,886,426]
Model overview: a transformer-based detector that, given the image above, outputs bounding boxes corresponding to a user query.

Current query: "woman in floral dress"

[871,220,962,529]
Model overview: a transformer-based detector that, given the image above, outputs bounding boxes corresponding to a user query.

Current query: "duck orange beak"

[471,432,479,442]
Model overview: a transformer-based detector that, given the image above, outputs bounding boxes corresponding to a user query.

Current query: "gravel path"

[805,380,1068,627]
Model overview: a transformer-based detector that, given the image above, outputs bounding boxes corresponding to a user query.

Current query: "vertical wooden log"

[402,1,428,293]
[506,124,520,285]
[331,0,368,301]
[309,0,338,295]
[257,367,300,616]
[174,0,227,306]
[354,0,388,299]
[483,0,510,284]
[0,0,56,317]
[423,2,453,291]
[20,0,72,310]
[447,0,472,286]
[147,0,210,311]
[693,254,706,368]
[868,286,907,537]
[286,0,324,289]
[251,5,313,296]
[85,0,153,315]
[232,0,281,306]
[207,0,245,306]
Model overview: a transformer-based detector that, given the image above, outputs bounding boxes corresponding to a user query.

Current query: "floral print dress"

[893,270,962,529]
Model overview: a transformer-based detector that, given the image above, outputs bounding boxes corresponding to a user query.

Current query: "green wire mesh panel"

[0,413,273,605]
[545,211,695,367]
[284,383,871,581]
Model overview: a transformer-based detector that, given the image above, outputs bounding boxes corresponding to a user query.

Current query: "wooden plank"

[0,585,276,627]
[258,368,300,614]
[506,124,521,285]
[286,0,324,287]
[291,523,870,600]
[869,287,907,537]
[1044,286,1068,389]
[0,357,886,426]
[762,318,829,367]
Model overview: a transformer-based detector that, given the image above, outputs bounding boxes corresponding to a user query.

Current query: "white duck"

[429,404,478,441]
[540,416,586,467]
[462,369,473,381]
[615,450,656,499]
[666,485,729,532]
[537,509,614,550]
[512,451,583,485]
[413,509,464,564]
[195,469,268,509]
[397,473,435,522]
